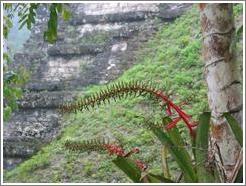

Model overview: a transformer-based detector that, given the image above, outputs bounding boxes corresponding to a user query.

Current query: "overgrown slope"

[4,4,243,183]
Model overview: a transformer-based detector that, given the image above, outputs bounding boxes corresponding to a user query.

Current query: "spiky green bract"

[59,81,161,114]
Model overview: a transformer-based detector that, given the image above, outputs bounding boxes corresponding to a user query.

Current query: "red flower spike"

[103,144,147,172]
[154,90,197,138]
[103,144,142,158]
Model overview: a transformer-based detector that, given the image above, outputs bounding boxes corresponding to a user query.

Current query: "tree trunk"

[199,3,242,182]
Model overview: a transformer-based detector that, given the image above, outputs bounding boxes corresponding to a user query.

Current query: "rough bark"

[200,3,242,182]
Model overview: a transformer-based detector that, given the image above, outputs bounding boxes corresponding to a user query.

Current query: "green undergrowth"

[4,4,243,183]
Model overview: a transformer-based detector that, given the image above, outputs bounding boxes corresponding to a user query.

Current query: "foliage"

[18,3,39,30]
[44,3,71,43]
[112,157,142,182]
[61,80,199,183]
[195,112,218,182]
[223,113,243,147]
[233,3,243,17]
[4,3,71,42]
[3,15,13,38]
[61,83,242,183]
[147,120,196,182]
[3,3,71,121]
[3,58,30,121]
[4,4,243,183]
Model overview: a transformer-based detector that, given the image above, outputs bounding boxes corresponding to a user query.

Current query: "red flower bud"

[135,159,148,171]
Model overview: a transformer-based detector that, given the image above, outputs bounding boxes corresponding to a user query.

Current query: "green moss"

[79,31,109,45]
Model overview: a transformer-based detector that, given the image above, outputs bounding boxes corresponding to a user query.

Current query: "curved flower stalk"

[65,138,148,171]
[60,81,197,136]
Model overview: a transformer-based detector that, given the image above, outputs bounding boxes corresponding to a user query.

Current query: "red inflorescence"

[103,144,125,157]
[103,144,141,157]
[135,159,148,171]
[103,144,147,172]
[155,90,197,137]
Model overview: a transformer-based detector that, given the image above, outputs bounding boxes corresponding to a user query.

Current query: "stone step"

[25,81,68,92]
[3,109,61,170]
[47,44,106,57]
[69,3,192,25]
[70,11,154,25]
[17,91,78,109]
[3,137,44,158]
[157,3,192,21]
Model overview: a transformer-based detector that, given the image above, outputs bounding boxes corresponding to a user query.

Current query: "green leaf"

[236,25,243,37]
[4,3,13,10]
[44,4,58,43]
[18,13,28,24]
[3,26,8,38]
[4,71,18,83]
[27,18,32,30]
[56,4,63,13]
[29,13,35,24]
[3,86,11,98]
[31,3,39,9]
[4,106,12,121]
[162,117,194,181]
[223,112,243,147]
[19,19,27,30]
[234,165,243,183]
[5,16,13,27]
[147,173,174,183]
[162,117,182,145]
[3,53,12,64]
[62,9,71,21]
[150,126,197,182]
[195,112,216,182]
[18,4,38,30]
[112,157,142,183]
[14,88,23,98]
[21,5,29,16]
[3,16,13,38]
[196,112,210,154]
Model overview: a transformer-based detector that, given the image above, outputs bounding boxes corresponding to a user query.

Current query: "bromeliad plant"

[60,81,197,136]
[60,81,243,183]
